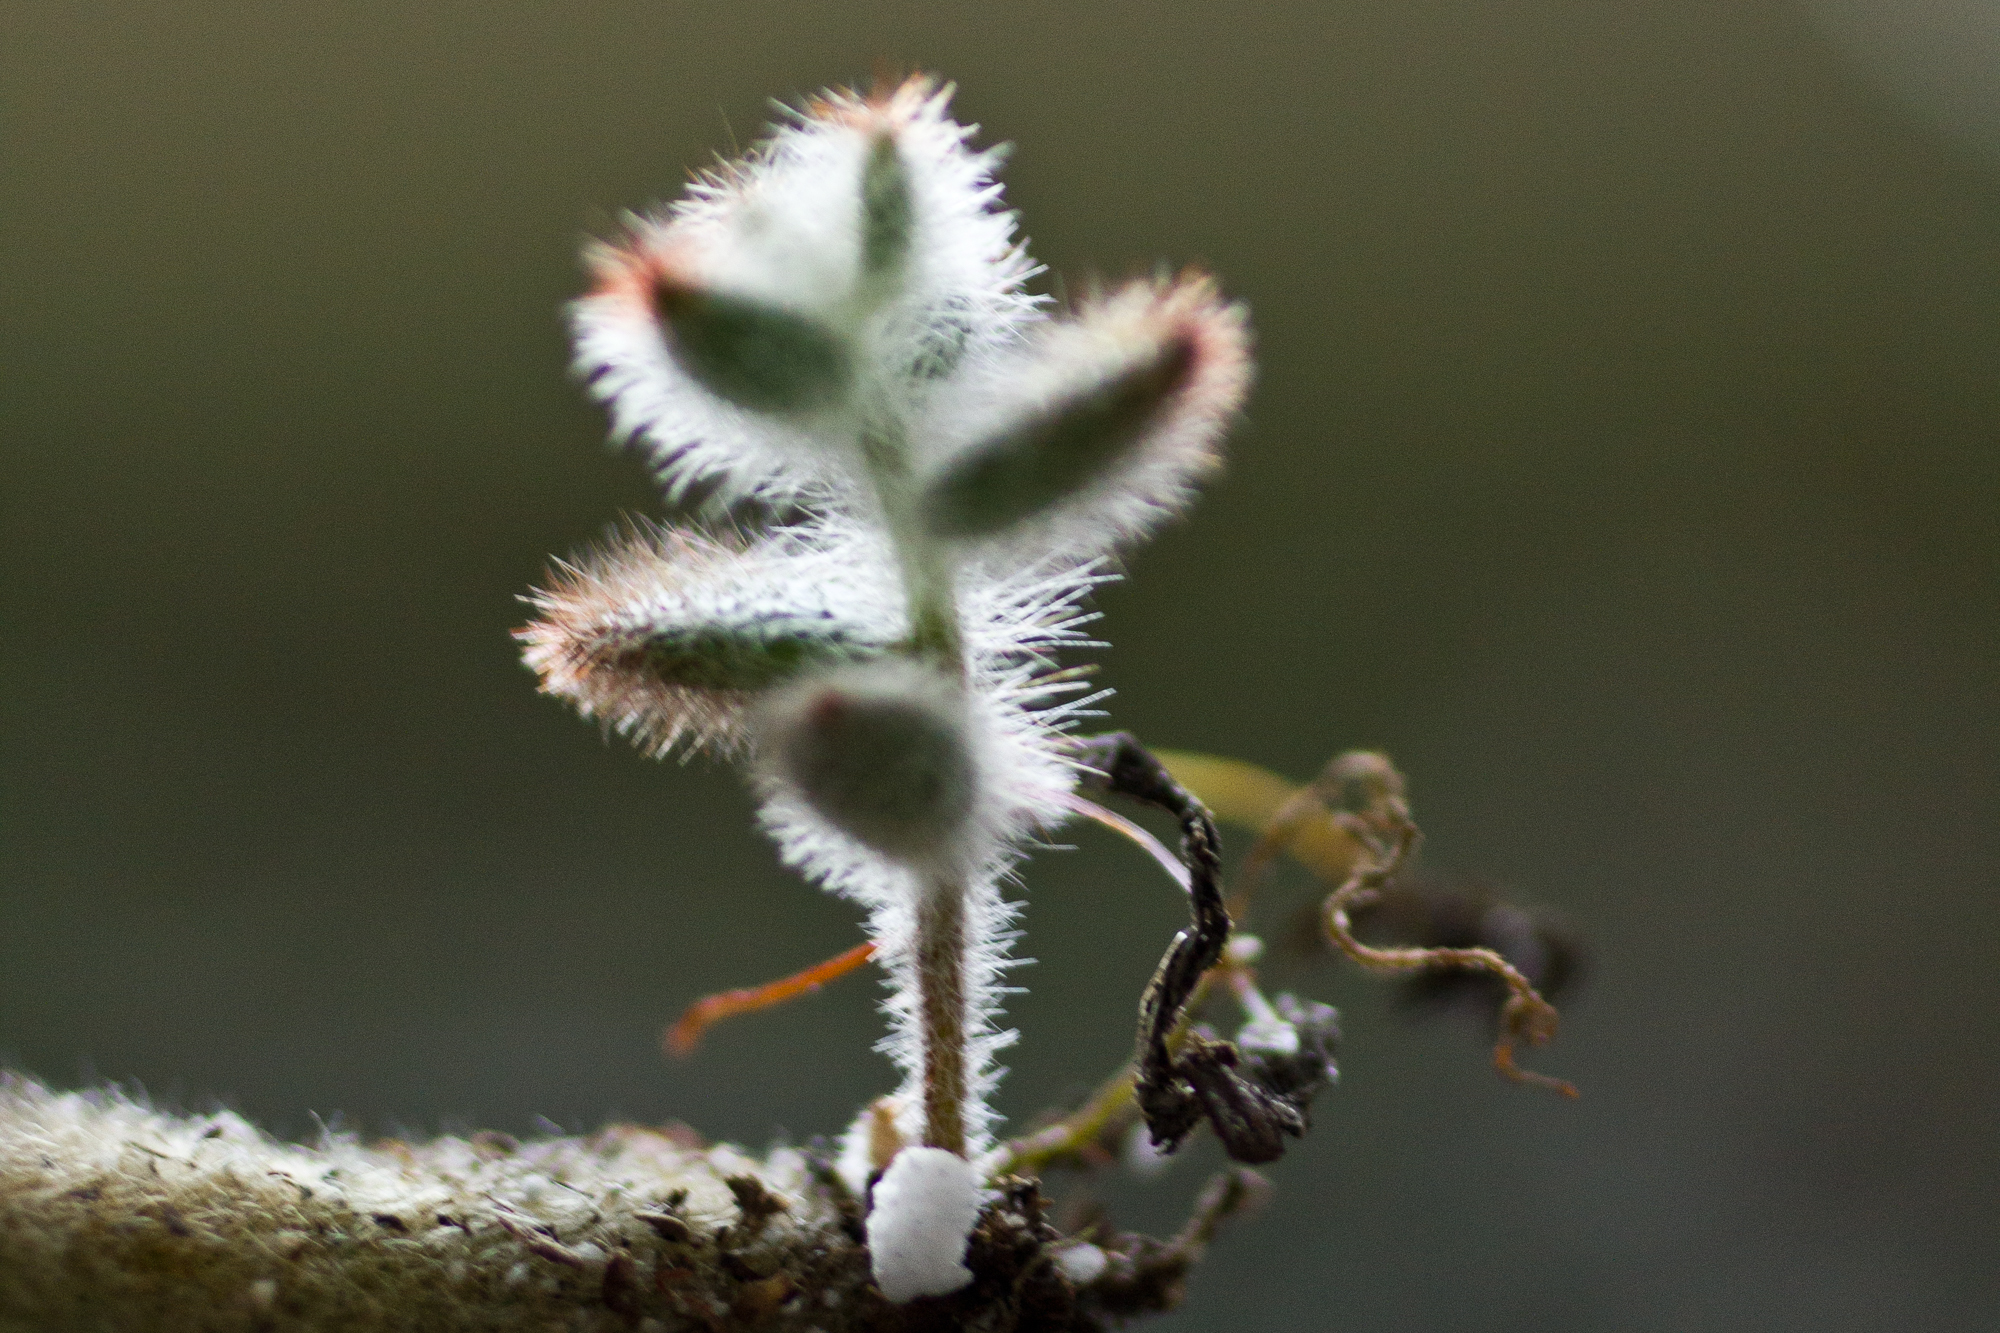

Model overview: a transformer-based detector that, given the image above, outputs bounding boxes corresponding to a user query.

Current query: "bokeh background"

[4,3,1995,1329]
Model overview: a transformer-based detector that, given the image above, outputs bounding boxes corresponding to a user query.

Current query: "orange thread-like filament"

[666,942,878,1056]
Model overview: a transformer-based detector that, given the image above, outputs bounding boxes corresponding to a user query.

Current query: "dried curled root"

[1304,752,1577,1099]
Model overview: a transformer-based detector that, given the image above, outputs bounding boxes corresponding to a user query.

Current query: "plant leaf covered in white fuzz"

[518,516,903,758]
[921,275,1251,556]
[570,77,1044,510]
[864,1147,982,1302]
[757,659,979,868]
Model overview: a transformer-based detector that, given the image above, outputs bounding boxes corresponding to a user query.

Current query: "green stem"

[861,424,964,673]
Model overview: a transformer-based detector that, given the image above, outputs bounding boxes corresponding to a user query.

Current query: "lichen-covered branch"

[0,1075,874,1332]
[0,1075,1243,1332]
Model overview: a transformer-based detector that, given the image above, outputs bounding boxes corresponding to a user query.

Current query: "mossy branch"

[0,1075,1247,1332]
[0,1075,876,1332]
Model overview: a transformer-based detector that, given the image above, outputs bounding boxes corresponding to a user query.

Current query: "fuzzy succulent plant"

[517,75,1251,1302]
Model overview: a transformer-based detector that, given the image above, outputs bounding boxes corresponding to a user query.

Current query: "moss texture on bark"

[0,1075,1112,1333]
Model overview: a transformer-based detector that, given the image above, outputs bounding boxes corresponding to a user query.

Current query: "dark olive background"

[4,3,1995,1330]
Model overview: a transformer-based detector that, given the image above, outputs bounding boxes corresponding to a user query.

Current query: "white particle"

[865,1147,981,1302]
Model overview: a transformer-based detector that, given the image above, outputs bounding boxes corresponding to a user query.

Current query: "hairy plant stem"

[914,874,970,1155]
[862,423,972,1157]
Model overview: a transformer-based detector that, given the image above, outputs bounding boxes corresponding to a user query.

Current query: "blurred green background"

[4,2,1995,1329]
